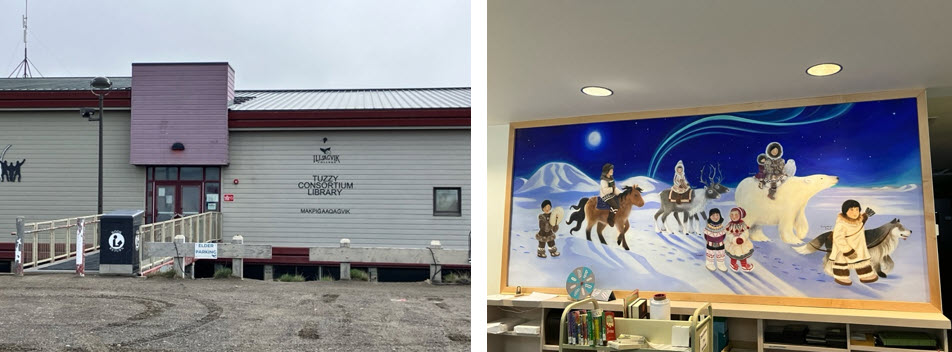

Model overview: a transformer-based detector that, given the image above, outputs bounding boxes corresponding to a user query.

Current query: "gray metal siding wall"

[222,130,471,249]
[0,110,144,241]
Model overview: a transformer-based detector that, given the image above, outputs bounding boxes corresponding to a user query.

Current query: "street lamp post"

[84,76,112,215]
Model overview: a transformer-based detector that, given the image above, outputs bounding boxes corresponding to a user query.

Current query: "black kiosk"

[99,210,144,275]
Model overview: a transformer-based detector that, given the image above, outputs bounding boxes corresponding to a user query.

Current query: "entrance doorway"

[145,166,221,224]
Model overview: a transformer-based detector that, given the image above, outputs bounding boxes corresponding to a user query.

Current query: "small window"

[205,167,220,180]
[433,187,462,217]
[180,167,203,181]
[155,167,178,180]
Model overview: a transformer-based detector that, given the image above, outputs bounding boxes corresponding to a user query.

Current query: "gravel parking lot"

[0,274,470,351]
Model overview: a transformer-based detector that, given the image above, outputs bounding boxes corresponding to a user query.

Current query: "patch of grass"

[443,271,470,284]
[278,273,305,282]
[349,268,369,281]
[319,275,335,282]
[213,267,233,279]
[146,269,178,279]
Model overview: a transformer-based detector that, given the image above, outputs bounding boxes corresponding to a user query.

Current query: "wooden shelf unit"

[558,297,714,352]
[487,297,950,352]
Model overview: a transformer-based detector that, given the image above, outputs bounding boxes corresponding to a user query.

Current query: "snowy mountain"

[619,176,669,193]
[515,162,600,194]
[515,162,672,197]
[512,177,528,191]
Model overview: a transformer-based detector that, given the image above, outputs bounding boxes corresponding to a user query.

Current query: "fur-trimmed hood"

[765,142,783,160]
[674,160,685,174]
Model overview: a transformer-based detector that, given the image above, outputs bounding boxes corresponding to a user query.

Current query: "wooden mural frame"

[499,89,941,313]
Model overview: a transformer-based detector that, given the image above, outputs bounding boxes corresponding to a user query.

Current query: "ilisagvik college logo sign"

[108,230,125,252]
[0,144,26,183]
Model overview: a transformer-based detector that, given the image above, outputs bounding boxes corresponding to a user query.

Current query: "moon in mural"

[587,131,602,148]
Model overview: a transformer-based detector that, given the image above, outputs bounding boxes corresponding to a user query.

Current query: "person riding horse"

[600,163,624,227]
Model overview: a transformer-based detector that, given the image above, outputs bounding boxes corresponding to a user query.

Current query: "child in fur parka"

[724,207,754,272]
[703,208,728,272]
[536,200,560,258]
[829,199,877,286]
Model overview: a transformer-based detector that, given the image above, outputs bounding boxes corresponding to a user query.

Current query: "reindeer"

[653,164,730,236]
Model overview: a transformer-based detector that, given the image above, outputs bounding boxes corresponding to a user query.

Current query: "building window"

[145,166,222,224]
[433,187,462,217]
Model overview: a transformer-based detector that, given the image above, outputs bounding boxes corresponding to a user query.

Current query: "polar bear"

[735,174,838,244]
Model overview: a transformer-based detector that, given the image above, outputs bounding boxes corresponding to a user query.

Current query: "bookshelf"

[558,297,714,352]
[487,297,950,352]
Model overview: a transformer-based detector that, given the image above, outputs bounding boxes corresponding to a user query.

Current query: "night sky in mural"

[512,98,921,187]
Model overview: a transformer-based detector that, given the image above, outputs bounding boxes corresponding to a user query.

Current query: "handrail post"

[32,223,38,268]
[65,218,71,259]
[429,240,443,284]
[339,238,351,280]
[173,234,187,279]
[232,234,244,279]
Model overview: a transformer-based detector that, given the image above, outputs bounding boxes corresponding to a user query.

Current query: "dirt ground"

[0,274,470,352]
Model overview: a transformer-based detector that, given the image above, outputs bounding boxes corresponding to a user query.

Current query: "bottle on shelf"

[649,293,671,320]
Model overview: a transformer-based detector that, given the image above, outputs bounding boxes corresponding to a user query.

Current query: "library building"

[0,62,471,280]
[486,2,952,352]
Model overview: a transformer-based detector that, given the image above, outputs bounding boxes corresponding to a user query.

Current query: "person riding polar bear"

[736,174,839,244]
[761,142,797,200]
[735,142,838,244]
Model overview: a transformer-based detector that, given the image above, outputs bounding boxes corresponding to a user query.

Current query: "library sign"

[298,175,355,215]
[297,175,354,196]
[301,138,353,215]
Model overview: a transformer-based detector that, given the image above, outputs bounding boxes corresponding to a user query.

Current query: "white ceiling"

[488,0,952,125]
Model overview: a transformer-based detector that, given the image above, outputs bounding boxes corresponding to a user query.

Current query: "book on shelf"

[564,308,618,347]
[627,297,648,319]
[605,311,616,342]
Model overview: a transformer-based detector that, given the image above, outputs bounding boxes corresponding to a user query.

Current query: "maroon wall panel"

[130,63,231,165]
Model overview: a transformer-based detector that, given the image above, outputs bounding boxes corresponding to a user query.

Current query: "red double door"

[152,182,204,222]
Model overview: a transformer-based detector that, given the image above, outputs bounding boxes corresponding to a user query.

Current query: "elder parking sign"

[194,243,218,259]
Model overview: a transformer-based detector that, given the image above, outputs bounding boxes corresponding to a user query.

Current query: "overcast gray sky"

[0,0,470,89]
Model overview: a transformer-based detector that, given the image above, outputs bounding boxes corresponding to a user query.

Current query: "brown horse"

[565,186,646,250]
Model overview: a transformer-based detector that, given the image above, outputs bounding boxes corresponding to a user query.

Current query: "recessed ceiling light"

[806,63,842,77]
[581,86,613,97]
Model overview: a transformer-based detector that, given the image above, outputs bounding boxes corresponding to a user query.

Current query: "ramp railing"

[138,212,222,272]
[14,214,102,269]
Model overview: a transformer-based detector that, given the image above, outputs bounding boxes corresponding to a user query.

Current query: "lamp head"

[90,76,112,89]
[80,107,99,121]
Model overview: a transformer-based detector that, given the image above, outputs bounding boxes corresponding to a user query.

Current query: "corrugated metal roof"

[229,88,470,110]
[0,77,132,91]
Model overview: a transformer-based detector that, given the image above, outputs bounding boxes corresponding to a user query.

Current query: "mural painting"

[505,97,932,303]
[0,144,26,183]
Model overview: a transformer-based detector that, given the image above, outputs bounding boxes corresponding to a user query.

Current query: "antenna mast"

[8,0,42,78]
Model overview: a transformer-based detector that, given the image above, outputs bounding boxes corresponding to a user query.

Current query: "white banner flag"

[76,220,85,265]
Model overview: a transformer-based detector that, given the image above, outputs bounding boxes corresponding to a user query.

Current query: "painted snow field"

[506,163,929,302]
